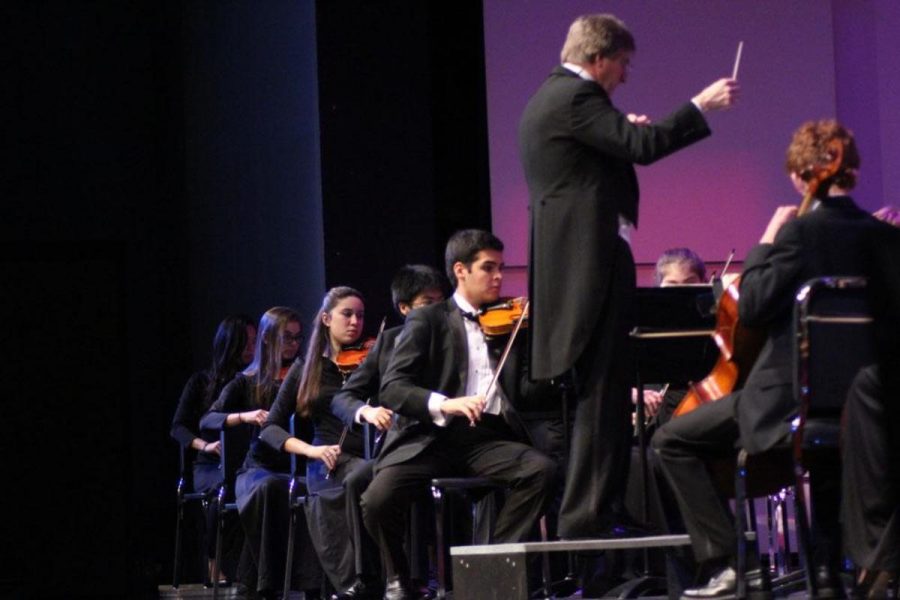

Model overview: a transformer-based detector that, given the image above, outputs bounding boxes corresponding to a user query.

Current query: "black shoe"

[596,522,655,538]
[332,577,382,600]
[408,579,435,600]
[384,576,414,600]
[681,567,772,600]
[814,566,847,598]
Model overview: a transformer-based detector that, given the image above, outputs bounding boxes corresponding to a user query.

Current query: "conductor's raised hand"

[692,78,739,113]
[627,113,651,126]
[441,395,486,426]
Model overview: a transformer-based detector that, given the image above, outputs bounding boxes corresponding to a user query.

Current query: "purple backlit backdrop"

[484,1,900,291]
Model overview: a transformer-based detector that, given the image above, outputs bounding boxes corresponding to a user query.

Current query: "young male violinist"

[328,264,447,600]
[652,120,882,600]
[361,229,557,600]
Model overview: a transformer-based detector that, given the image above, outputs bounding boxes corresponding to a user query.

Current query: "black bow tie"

[460,308,480,323]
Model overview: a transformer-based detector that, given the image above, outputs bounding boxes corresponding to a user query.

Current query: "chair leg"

[793,468,817,597]
[765,494,777,574]
[735,450,749,600]
[539,515,551,599]
[200,497,212,588]
[212,491,225,600]
[283,502,297,599]
[172,498,184,588]
[780,489,793,568]
[432,485,447,599]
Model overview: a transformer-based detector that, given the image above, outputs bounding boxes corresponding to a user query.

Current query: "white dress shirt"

[427,292,505,426]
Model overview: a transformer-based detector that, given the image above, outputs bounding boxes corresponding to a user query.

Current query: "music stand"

[615,285,717,598]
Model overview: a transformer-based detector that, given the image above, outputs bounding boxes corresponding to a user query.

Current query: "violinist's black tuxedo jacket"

[374,297,531,471]
[653,195,884,563]
[331,325,403,428]
[361,297,556,581]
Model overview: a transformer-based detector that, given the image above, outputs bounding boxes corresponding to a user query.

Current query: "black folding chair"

[735,276,874,598]
[282,413,311,599]
[212,424,251,599]
[172,443,213,588]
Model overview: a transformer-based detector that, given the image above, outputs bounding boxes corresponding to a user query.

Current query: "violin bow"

[476,300,530,425]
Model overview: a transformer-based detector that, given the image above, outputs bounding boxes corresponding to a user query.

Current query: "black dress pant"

[652,393,741,563]
[361,423,557,580]
[235,467,322,594]
[558,239,635,538]
[342,459,383,583]
[842,365,900,571]
[306,453,369,592]
[653,387,840,570]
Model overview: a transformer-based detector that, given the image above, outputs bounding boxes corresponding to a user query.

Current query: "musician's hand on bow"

[631,387,663,417]
[441,395,486,426]
[311,444,341,470]
[360,405,394,431]
[201,440,221,456]
[760,205,798,244]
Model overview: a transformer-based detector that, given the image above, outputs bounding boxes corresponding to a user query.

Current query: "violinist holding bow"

[328,264,447,600]
[262,287,385,594]
[361,229,558,600]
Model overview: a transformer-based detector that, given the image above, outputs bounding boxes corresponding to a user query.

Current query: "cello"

[673,140,844,417]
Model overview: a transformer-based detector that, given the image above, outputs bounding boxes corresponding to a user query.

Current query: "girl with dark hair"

[170,314,256,583]
[201,306,327,599]
[262,286,391,595]
[171,313,257,493]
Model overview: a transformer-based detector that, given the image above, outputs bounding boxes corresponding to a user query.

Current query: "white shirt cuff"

[428,393,449,427]
[353,406,366,424]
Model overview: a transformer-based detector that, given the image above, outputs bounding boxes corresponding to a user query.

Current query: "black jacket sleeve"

[259,357,303,450]
[170,371,210,447]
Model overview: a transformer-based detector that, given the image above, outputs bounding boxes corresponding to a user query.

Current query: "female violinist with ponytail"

[262,286,391,595]
[652,120,881,599]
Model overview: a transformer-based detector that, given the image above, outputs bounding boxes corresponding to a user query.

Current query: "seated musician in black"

[652,119,882,600]
[328,264,447,600]
[841,213,900,598]
[634,247,709,426]
[361,229,557,600]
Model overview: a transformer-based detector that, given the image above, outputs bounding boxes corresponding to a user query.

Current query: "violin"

[335,338,377,374]
[478,296,529,337]
[673,139,844,418]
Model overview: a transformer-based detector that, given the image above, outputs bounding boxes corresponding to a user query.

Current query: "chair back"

[794,276,875,423]
[176,443,191,495]
[289,413,299,476]
[218,424,251,501]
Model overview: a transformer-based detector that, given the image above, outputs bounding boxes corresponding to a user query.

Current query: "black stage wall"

[2,0,489,596]
[317,0,491,329]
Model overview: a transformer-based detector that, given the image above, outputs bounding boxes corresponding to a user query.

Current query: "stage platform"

[159,584,306,599]
[451,534,692,600]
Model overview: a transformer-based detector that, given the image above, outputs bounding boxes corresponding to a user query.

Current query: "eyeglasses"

[281,333,304,345]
